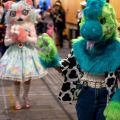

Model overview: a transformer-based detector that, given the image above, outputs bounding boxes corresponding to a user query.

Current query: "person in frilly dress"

[0,0,47,110]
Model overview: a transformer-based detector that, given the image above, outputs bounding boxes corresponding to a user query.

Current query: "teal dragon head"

[80,0,118,50]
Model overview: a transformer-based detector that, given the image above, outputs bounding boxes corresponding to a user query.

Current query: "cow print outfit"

[58,49,120,104]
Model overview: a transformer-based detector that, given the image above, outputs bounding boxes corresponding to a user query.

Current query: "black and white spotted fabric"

[105,72,117,99]
[58,50,83,104]
[105,67,120,99]
[58,49,120,104]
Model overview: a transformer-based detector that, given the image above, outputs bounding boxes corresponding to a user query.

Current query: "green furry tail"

[104,89,120,120]
[104,101,120,120]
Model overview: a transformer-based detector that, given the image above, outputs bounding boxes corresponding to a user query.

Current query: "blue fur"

[80,20,103,41]
[39,55,60,69]
[112,89,120,101]
[84,0,105,19]
[81,0,105,41]
[73,38,120,74]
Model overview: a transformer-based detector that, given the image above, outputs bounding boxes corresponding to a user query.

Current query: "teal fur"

[73,38,120,74]
[74,0,120,74]
[84,0,105,19]
[80,0,105,41]
[104,101,120,120]
[112,89,120,101]
[39,55,60,69]
[80,20,103,41]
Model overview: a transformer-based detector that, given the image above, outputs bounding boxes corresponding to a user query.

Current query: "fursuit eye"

[22,9,29,15]
[10,11,16,17]
[100,18,106,24]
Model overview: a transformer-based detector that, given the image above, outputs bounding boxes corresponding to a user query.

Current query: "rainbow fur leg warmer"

[38,33,60,68]
[104,89,120,120]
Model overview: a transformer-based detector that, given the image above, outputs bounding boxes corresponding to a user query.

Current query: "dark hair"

[54,0,65,13]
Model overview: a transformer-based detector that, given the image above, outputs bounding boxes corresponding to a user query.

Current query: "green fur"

[38,33,58,62]
[104,101,120,120]
[39,55,60,68]
[80,2,118,41]
[100,3,118,40]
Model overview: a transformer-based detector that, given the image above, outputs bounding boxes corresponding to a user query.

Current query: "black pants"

[57,28,64,48]
[0,42,8,56]
[36,22,44,35]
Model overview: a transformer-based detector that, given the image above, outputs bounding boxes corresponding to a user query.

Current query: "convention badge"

[73,82,81,100]
[73,88,80,101]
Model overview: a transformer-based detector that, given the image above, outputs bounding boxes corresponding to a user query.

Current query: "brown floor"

[0,42,78,120]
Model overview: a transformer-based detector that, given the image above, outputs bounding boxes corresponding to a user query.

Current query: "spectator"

[0,0,9,56]
[40,1,47,13]
[50,0,66,48]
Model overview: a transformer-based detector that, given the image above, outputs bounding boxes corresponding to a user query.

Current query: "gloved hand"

[10,25,27,43]
[104,89,120,120]
[38,33,58,62]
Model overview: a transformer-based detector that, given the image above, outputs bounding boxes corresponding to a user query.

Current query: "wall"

[35,0,120,38]
[51,0,83,24]
[51,0,120,38]
[110,0,120,22]
[50,0,120,23]
[34,0,120,23]
[51,0,84,39]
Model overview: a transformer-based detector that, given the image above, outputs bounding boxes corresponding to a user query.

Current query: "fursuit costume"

[38,0,120,120]
[0,0,47,82]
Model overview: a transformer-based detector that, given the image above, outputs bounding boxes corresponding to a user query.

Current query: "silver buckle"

[95,82,102,88]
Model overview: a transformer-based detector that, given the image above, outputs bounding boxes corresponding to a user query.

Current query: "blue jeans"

[76,85,108,120]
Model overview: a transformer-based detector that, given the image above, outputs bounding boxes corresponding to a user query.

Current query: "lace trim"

[0,72,48,82]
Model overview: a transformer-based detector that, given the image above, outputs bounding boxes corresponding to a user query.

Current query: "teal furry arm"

[38,33,60,68]
[104,89,120,120]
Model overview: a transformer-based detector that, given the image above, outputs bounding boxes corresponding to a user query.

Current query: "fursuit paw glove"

[38,33,60,68]
[11,25,27,43]
[104,89,120,120]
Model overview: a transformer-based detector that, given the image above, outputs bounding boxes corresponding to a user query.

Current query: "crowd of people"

[35,0,66,48]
